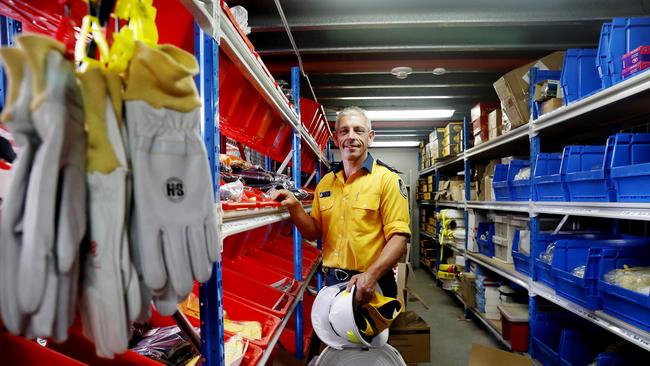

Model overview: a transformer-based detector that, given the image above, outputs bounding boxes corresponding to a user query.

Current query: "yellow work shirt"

[310,154,411,272]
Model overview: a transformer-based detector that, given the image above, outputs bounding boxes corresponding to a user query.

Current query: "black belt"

[323,267,361,281]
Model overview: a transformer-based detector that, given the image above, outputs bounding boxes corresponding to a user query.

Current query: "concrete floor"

[407,268,500,366]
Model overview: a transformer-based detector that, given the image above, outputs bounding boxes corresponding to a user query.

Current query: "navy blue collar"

[332,153,374,174]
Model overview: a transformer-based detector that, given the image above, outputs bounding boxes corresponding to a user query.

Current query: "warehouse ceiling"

[225,0,650,143]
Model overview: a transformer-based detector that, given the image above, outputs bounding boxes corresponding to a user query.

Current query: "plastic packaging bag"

[571,265,586,279]
[514,167,530,181]
[539,242,556,265]
[230,6,251,35]
[604,266,650,295]
[221,180,244,202]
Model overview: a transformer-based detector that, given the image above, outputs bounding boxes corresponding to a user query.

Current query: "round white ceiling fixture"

[391,66,413,80]
[432,67,447,75]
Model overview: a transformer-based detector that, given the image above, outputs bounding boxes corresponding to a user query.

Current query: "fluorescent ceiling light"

[365,109,455,120]
[371,141,420,147]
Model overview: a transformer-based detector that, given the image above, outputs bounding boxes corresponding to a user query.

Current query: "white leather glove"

[16,35,86,331]
[0,47,36,335]
[124,42,218,301]
[78,66,145,357]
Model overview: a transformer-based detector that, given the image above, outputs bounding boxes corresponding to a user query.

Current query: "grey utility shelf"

[222,205,312,238]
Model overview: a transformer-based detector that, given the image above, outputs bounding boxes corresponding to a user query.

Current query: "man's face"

[334,113,375,162]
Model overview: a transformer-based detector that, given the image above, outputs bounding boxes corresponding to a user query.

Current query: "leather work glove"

[78,65,141,357]
[0,46,37,336]
[16,34,86,338]
[123,41,219,313]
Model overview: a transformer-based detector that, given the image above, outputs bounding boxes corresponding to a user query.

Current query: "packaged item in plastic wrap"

[132,326,199,364]
[604,266,650,295]
[221,180,244,202]
[571,265,586,279]
[539,241,556,264]
[224,318,262,341]
[230,6,251,35]
[514,167,531,181]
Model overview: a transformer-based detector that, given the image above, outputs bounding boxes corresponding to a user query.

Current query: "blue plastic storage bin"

[558,328,601,366]
[512,229,530,276]
[508,160,531,201]
[607,17,650,84]
[561,48,602,105]
[477,223,495,257]
[595,352,636,366]
[597,22,613,88]
[493,164,510,201]
[610,133,650,202]
[564,142,615,202]
[534,152,568,201]
[599,246,650,333]
[532,311,571,366]
[551,237,650,310]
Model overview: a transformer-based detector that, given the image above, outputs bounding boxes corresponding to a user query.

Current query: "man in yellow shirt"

[272,106,411,305]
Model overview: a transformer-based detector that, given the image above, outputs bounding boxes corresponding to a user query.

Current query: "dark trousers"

[323,267,398,298]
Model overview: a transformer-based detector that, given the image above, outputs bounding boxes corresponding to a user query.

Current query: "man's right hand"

[269,189,300,209]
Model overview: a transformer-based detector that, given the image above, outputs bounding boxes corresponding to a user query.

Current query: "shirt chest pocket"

[351,193,380,227]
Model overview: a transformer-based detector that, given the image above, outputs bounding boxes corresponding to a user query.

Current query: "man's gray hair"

[335,106,372,131]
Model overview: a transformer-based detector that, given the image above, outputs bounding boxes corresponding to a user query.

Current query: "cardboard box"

[448,180,464,201]
[482,176,493,201]
[468,343,532,366]
[423,192,431,200]
[471,101,500,122]
[444,122,463,143]
[493,51,565,128]
[431,140,442,160]
[429,127,445,144]
[472,116,489,136]
[389,311,431,364]
[541,97,564,115]
[460,272,477,308]
[487,109,502,136]
[443,143,461,157]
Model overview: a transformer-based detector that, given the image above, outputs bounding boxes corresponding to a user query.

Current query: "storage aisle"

[408,269,500,366]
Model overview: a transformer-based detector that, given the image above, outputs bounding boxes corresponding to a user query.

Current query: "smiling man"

[271,106,411,305]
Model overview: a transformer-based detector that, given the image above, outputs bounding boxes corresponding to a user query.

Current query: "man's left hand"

[347,272,378,306]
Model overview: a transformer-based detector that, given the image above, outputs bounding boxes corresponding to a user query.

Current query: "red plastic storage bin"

[222,267,295,318]
[223,257,301,296]
[244,249,312,281]
[222,296,282,348]
[0,333,87,366]
[498,303,529,352]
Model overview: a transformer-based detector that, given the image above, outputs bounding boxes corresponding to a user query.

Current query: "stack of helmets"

[311,282,403,352]
[314,344,406,365]
[438,209,466,249]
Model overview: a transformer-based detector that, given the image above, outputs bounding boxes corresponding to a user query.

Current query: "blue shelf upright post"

[291,66,305,360]
[0,16,21,109]
[265,156,272,172]
[529,105,542,360]
[195,24,224,366]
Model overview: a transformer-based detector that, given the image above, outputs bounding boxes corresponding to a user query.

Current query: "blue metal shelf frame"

[291,66,305,360]
[0,16,20,109]
[195,24,225,366]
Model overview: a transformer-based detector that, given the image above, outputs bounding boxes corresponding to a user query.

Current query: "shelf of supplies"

[420,231,436,240]
[420,260,437,279]
[467,306,512,351]
[533,201,650,221]
[436,154,465,171]
[222,205,312,238]
[465,124,530,161]
[465,252,529,290]
[436,200,465,208]
[533,71,650,139]
[256,257,322,366]
[418,165,436,177]
[443,242,465,255]
[531,282,650,352]
[466,201,530,213]
[217,3,329,167]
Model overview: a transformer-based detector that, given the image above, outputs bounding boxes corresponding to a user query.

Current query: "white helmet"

[312,282,389,350]
[315,344,407,365]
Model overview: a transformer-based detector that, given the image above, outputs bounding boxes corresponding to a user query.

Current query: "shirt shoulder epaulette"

[376,159,402,174]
